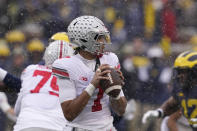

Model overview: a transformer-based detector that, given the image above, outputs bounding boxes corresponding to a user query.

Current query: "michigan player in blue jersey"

[142,51,197,131]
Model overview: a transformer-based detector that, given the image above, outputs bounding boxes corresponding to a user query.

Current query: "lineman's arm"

[0,68,21,92]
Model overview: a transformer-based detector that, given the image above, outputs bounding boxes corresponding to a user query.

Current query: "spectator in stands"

[5,30,26,50]
[26,38,45,65]
[134,46,172,131]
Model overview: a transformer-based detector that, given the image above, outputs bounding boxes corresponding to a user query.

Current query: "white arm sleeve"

[57,78,77,103]
[0,68,7,81]
[0,93,11,113]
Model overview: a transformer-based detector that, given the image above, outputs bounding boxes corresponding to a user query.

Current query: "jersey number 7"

[30,70,59,97]
[92,86,104,112]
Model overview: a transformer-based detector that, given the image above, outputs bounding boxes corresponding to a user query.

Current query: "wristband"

[157,108,164,118]
[85,83,96,96]
[0,68,7,81]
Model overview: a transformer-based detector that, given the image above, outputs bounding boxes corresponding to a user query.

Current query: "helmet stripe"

[59,40,63,59]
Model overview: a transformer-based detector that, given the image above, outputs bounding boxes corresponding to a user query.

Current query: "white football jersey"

[14,64,66,131]
[52,52,123,130]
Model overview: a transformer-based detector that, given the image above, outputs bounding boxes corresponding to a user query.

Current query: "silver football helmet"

[43,40,74,68]
[67,15,111,54]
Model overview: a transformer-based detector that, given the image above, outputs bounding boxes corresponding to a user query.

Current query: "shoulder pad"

[52,57,78,79]
[52,67,69,79]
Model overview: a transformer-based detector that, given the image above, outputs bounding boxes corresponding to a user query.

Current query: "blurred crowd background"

[0,0,197,131]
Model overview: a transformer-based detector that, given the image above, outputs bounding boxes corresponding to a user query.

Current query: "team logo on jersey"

[80,76,88,81]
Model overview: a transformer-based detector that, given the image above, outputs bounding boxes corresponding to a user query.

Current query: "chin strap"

[94,56,101,72]
[94,53,103,72]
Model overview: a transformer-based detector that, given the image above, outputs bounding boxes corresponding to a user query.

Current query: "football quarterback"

[52,15,127,131]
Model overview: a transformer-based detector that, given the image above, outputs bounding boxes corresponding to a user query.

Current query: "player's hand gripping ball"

[99,68,123,98]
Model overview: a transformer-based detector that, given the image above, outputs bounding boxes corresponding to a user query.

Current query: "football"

[99,68,122,98]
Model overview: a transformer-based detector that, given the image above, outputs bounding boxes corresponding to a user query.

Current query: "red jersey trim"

[52,68,69,78]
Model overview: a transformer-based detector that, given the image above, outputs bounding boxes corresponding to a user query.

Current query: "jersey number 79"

[30,70,59,97]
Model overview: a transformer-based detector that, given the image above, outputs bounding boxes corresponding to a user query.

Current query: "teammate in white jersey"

[14,40,74,131]
[52,16,127,131]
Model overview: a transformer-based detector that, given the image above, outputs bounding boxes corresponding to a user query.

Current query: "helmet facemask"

[84,31,111,55]
[174,66,197,89]
[174,68,190,89]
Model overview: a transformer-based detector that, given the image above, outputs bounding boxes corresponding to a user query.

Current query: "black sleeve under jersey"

[2,73,21,92]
